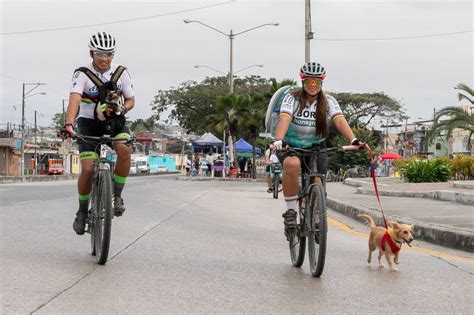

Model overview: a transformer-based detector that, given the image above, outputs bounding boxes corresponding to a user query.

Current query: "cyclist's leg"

[277,151,301,228]
[111,117,131,215]
[266,165,272,192]
[74,118,99,235]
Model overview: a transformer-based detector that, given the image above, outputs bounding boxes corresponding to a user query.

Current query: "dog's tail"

[358,214,376,229]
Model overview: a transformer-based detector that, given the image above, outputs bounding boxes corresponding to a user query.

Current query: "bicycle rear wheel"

[289,197,306,267]
[307,184,327,277]
[273,176,279,199]
[94,169,113,265]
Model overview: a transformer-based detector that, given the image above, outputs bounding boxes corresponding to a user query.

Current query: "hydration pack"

[74,66,126,122]
[264,85,300,136]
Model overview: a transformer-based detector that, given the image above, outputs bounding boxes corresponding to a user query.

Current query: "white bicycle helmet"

[88,32,116,52]
[299,62,327,80]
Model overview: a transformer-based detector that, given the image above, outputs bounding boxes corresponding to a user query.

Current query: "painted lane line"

[13,200,42,205]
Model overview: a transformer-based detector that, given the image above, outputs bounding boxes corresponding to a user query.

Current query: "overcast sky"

[1,0,472,130]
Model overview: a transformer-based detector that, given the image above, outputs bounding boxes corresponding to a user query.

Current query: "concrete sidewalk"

[326,179,474,252]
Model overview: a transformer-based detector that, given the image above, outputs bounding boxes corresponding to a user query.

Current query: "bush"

[400,158,453,183]
[447,155,474,180]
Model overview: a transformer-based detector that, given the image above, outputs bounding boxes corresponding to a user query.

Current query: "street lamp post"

[21,83,46,181]
[184,19,278,93]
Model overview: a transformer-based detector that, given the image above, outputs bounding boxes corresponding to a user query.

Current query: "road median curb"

[327,197,474,253]
[356,187,474,205]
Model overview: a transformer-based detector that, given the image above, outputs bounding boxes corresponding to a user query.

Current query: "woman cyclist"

[272,62,366,230]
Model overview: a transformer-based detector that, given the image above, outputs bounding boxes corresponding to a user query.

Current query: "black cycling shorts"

[77,117,129,158]
[276,143,328,177]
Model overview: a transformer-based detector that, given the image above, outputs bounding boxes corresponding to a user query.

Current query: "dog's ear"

[409,224,414,231]
[390,221,401,229]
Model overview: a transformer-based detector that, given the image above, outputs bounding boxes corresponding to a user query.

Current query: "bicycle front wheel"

[94,169,114,265]
[307,184,327,277]
[89,188,96,256]
[289,197,306,267]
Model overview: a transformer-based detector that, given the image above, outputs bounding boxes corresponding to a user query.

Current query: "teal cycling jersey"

[280,93,343,148]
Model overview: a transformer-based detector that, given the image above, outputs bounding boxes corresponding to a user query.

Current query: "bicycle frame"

[289,145,360,235]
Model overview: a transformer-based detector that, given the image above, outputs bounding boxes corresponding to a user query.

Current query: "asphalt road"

[1,176,473,314]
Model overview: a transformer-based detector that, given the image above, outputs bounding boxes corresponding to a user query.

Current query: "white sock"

[285,195,298,211]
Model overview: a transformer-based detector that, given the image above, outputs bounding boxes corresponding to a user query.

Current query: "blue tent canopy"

[226,138,261,154]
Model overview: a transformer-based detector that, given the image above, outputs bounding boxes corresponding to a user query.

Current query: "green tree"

[239,94,266,178]
[52,112,66,129]
[150,76,271,135]
[454,83,474,104]
[129,118,155,135]
[267,78,297,96]
[330,92,407,128]
[426,83,473,152]
[426,106,474,151]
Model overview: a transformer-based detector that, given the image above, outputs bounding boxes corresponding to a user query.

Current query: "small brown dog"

[359,214,414,271]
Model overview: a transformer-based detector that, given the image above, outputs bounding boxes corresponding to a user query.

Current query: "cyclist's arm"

[275,114,292,141]
[333,115,356,143]
[124,97,135,113]
[121,69,135,113]
[66,93,81,125]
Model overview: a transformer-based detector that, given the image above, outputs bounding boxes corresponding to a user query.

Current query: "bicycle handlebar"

[73,134,136,145]
[287,144,363,154]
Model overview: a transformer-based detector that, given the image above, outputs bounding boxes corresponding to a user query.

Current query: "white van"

[134,156,150,174]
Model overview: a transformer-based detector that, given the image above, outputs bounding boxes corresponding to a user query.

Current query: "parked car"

[48,164,63,175]
[129,161,137,174]
[156,165,168,173]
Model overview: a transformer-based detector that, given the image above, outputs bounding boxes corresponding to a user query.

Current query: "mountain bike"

[286,144,361,277]
[270,162,282,199]
[74,134,135,265]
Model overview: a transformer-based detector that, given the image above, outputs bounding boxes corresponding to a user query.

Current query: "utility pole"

[62,99,67,175]
[20,82,46,181]
[222,129,226,178]
[305,0,313,62]
[34,110,37,175]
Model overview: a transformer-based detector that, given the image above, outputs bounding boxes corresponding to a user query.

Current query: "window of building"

[436,143,441,150]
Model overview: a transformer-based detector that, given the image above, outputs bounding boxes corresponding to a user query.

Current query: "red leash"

[366,146,389,229]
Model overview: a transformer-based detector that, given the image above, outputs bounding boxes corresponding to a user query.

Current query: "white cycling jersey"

[70,63,134,120]
[280,93,343,148]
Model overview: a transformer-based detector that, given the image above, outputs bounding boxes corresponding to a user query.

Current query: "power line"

[0,74,24,82]
[315,30,473,41]
[1,1,235,35]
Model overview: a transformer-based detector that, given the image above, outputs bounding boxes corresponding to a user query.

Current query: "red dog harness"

[381,230,401,254]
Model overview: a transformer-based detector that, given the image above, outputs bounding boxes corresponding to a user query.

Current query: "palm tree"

[455,83,474,104]
[240,94,266,178]
[267,78,297,97]
[209,94,249,163]
[427,106,474,152]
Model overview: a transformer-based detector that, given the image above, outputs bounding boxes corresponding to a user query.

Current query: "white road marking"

[13,200,42,205]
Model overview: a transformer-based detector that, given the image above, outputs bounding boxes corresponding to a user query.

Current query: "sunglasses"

[303,78,322,87]
[93,51,115,58]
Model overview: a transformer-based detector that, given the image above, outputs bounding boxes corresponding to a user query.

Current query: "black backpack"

[74,66,127,131]
[74,65,126,105]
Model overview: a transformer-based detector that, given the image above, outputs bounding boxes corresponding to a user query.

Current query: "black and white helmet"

[299,62,327,80]
[88,32,116,52]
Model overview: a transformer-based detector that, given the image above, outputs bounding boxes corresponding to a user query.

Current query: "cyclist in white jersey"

[62,32,135,235]
[272,62,366,230]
